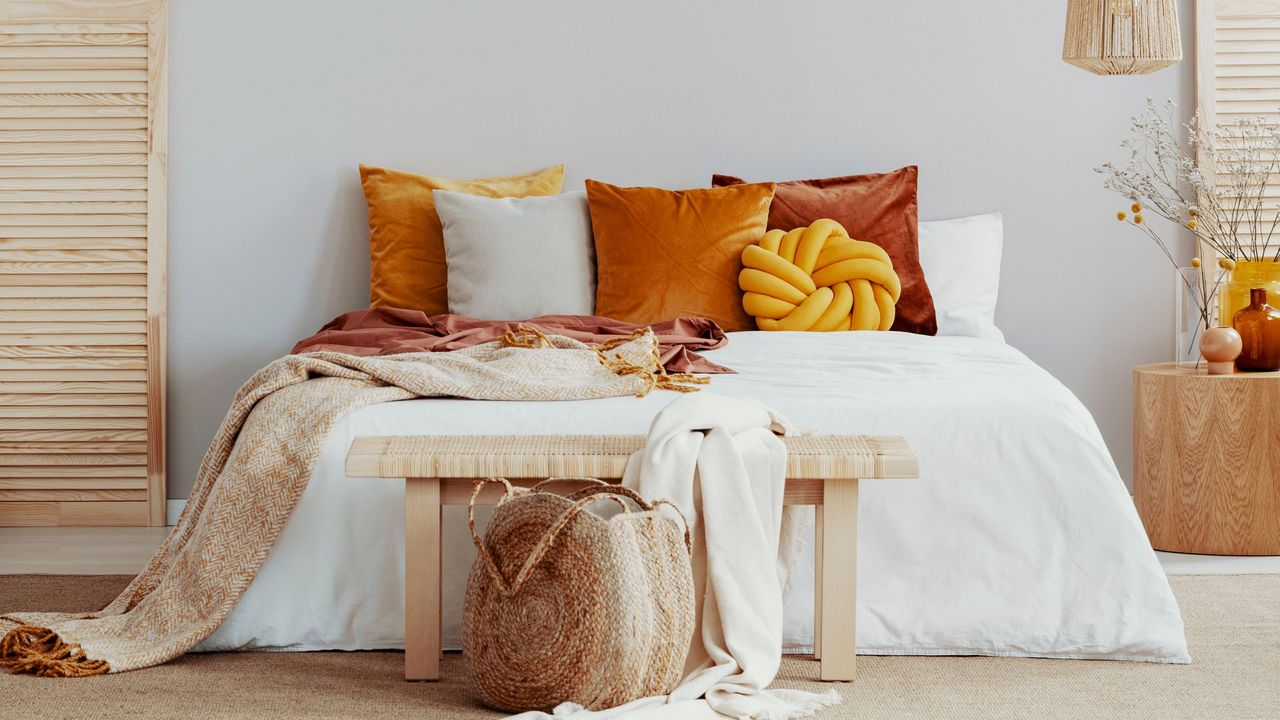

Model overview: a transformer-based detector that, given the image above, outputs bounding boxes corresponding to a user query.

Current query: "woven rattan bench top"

[346,434,916,481]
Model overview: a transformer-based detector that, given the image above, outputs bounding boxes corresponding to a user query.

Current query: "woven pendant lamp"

[1063,0,1182,75]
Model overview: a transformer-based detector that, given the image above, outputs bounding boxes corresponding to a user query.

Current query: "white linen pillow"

[434,190,595,320]
[918,212,1004,342]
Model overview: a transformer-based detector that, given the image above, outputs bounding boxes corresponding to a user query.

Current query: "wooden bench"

[346,434,916,683]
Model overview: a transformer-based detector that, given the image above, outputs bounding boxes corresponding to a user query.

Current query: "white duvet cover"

[198,331,1189,662]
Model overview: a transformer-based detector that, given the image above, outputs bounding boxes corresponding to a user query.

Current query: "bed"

[196,330,1189,663]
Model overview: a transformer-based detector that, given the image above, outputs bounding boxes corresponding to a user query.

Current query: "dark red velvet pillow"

[712,166,937,335]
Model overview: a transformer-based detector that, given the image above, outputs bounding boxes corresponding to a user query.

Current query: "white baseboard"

[166,499,186,525]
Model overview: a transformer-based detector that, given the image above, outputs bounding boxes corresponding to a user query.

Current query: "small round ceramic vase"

[1200,326,1242,375]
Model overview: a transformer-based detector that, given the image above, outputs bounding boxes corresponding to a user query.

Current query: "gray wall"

[167,0,1193,498]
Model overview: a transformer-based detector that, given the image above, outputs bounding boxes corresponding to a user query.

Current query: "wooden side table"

[346,434,916,683]
[1133,363,1280,555]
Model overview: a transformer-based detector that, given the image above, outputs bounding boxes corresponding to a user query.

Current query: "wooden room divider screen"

[0,0,166,526]
[1195,0,1280,258]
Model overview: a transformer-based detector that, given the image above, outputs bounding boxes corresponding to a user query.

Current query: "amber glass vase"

[1220,260,1280,326]
[1232,288,1280,372]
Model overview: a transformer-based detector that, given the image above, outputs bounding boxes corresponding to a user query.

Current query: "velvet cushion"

[360,164,564,313]
[586,179,775,332]
[712,166,936,335]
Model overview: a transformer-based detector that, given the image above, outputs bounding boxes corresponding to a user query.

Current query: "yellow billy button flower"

[1191,257,1202,268]
[1117,211,1127,221]
[1188,208,1198,217]
[1219,257,1236,271]
[1133,214,1144,224]
[1187,220,1197,230]
[1131,203,1142,213]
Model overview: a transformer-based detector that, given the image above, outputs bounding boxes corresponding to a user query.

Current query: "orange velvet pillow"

[586,179,775,332]
[360,164,565,313]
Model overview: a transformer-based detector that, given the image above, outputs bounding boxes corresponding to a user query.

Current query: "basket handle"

[531,476,611,492]
[531,477,630,513]
[464,478,624,560]
[563,483,650,506]
[465,476,623,589]
[468,483,690,597]
[565,486,693,555]
[466,478,518,595]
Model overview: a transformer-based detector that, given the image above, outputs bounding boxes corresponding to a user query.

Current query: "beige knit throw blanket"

[0,328,702,677]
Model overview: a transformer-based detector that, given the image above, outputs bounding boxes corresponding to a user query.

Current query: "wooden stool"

[346,434,916,682]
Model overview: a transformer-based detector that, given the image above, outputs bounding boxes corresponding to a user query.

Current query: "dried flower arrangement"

[1095,98,1280,363]
[1097,97,1280,265]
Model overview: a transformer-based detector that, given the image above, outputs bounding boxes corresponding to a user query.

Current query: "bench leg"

[814,505,823,661]
[819,477,858,681]
[405,477,441,681]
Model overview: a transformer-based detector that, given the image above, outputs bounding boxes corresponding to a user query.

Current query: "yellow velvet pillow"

[586,179,775,332]
[360,164,565,313]
[740,219,901,331]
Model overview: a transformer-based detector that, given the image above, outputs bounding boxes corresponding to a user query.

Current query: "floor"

[1,532,1276,720]
[2,574,1277,719]
[0,526,1278,575]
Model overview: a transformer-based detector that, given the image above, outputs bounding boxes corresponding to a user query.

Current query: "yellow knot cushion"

[739,219,901,331]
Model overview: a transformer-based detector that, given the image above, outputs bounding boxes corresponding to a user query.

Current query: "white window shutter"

[1196,0,1280,256]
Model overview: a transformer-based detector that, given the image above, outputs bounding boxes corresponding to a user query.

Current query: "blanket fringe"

[0,625,109,677]
[501,324,709,397]
[499,325,553,349]
[758,688,843,719]
[593,328,709,397]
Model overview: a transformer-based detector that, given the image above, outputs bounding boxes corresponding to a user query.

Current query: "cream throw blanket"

[517,393,840,720]
[0,330,697,677]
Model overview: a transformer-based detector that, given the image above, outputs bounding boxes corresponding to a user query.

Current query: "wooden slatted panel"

[1198,2,1280,259]
[0,45,147,56]
[0,392,147,405]
[0,500,147,526]
[0,477,146,488]
[0,295,146,308]
[0,273,146,285]
[0,335,149,346]
[0,429,145,441]
[0,402,145,415]
[0,1,165,527]
[0,488,145,501]
[0,282,145,293]
[0,453,146,466]
[0,261,147,273]
[0,307,145,319]
[0,367,146,377]
[0,415,145,427]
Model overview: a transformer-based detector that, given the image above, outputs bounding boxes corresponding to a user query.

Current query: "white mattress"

[198,331,1189,662]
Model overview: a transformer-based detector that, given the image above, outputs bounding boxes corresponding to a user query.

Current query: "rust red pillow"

[712,166,937,335]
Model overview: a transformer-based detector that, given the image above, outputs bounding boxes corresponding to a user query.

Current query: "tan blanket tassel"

[594,328,709,396]
[0,625,109,677]
[500,324,709,396]
[499,325,553,349]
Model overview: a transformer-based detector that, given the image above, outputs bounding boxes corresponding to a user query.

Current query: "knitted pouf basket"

[463,478,695,713]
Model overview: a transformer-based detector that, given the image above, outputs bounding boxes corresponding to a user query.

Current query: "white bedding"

[198,331,1189,662]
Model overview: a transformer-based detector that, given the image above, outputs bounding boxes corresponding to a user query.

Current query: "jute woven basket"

[462,478,695,713]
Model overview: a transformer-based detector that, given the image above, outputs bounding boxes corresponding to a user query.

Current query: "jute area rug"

[0,574,1274,720]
